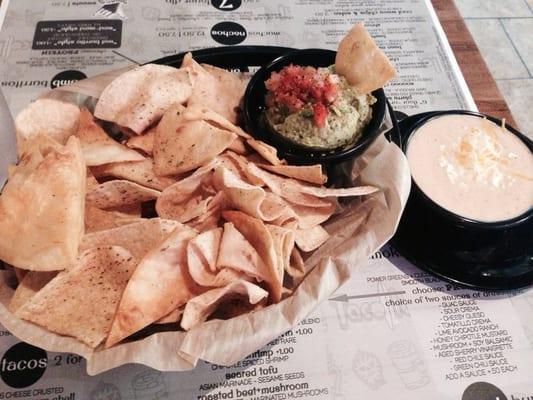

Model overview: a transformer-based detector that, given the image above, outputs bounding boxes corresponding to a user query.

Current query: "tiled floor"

[454,0,532,135]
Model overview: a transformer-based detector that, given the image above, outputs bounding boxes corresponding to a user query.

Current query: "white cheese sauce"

[407,114,533,222]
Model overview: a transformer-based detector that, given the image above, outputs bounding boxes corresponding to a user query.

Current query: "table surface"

[431,0,516,125]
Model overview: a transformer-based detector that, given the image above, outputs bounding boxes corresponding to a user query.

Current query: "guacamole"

[265,65,376,149]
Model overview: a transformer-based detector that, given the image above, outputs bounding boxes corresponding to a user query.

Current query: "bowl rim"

[401,109,533,230]
[242,47,387,164]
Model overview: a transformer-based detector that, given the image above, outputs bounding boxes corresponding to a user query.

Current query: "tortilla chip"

[181,280,268,331]
[184,104,250,139]
[76,107,145,166]
[154,103,236,175]
[258,163,326,185]
[189,247,246,287]
[246,139,284,166]
[213,166,287,221]
[19,133,63,159]
[91,158,177,191]
[106,202,142,217]
[201,63,248,122]
[249,162,377,203]
[84,205,142,233]
[217,222,271,284]
[218,215,283,303]
[86,180,160,209]
[118,126,137,138]
[182,53,246,124]
[246,163,332,208]
[187,191,231,232]
[219,152,264,185]
[7,151,43,186]
[217,152,249,180]
[80,218,180,260]
[94,64,195,134]
[13,268,27,284]
[286,247,305,280]
[266,225,295,284]
[178,196,214,224]
[125,127,155,155]
[9,134,69,188]
[0,137,85,271]
[187,227,250,287]
[155,161,217,221]
[154,306,185,325]
[227,137,248,155]
[283,201,336,230]
[86,168,99,191]
[16,246,137,348]
[268,205,299,229]
[8,271,58,313]
[189,228,222,272]
[294,225,330,252]
[335,22,397,94]
[15,98,80,156]
[106,225,199,347]
[297,184,379,198]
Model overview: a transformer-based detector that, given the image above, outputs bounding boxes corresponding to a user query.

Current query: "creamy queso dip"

[407,114,533,222]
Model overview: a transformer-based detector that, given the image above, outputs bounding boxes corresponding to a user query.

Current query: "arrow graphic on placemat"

[329,291,406,302]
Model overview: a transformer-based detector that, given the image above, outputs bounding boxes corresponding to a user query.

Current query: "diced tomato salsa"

[265,65,338,128]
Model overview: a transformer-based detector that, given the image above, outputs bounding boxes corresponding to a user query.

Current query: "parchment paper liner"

[0,69,411,375]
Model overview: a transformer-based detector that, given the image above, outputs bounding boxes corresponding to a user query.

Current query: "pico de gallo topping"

[265,65,339,128]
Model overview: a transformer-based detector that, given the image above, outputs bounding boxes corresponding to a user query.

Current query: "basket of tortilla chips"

[0,23,410,374]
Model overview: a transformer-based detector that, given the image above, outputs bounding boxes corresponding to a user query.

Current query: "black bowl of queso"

[391,110,533,290]
[243,49,387,165]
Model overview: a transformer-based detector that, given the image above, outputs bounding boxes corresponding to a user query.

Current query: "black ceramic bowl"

[391,110,533,290]
[242,48,387,165]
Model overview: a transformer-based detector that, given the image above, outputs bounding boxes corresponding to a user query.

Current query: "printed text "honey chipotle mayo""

[407,114,533,222]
